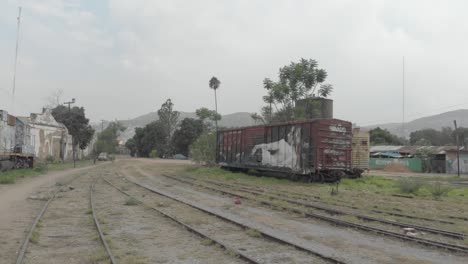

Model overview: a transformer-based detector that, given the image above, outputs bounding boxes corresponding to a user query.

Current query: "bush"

[34,162,48,173]
[397,178,423,194]
[430,182,452,199]
[149,149,158,158]
[46,155,55,163]
[190,133,216,166]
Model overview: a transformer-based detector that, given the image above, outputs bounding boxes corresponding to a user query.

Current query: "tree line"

[369,126,468,146]
[125,99,220,160]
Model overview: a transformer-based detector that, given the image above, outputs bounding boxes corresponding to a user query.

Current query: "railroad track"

[156,173,468,254]
[182,174,457,225]
[170,175,466,240]
[90,177,117,264]
[15,173,116,264]
[110,174,346,264]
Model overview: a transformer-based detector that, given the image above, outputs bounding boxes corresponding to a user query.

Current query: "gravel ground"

[107,172,332,264]
[23,170,108,264]
[130,163,468,264]
[94,171,246,264]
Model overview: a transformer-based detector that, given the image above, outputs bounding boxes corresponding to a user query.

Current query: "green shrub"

[149,149,158,158]
[190,133,216,166]
[34,162,48,173]
[46,155,55,163]
[430,182,452,199]
[397,178,423,194]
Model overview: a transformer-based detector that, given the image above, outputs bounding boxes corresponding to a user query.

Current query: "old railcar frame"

[217,119,360,182]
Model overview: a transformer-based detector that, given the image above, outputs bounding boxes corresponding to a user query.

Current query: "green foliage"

[429,182,452,199]
[124,197,140,206]
[190,133,216,166]
[96,122,125,154]
[158,99,180,144]
[171,118,204,156]
[125,138,137,157]
[149,149,158,158]
[255,58,333,122]
[34,162,48,173]
[409,126,468,146]
[51,105,95,150]
[46,155,55,163]
[397,178,424,194]
[209,76,221,91]
[132,121,166,157]
[195,107,221,132]
[369,127,404,145]
[250,113,265,124]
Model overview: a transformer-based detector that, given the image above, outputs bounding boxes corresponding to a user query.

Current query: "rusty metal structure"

[217,119,361,182]
[351,127,370,171]
[0,110,35,171]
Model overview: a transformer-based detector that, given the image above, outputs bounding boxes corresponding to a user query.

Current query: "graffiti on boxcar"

[250,126,302,170]
[329,124,347,133]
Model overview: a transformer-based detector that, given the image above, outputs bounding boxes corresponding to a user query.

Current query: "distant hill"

[364,109,468,138]
[104,111,255,142]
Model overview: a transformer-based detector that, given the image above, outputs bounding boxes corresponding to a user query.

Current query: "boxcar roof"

[218,118,351,132]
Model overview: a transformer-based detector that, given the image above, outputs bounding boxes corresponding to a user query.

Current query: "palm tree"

[209,76,221,131]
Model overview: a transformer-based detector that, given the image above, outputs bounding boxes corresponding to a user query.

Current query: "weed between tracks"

[179,166,468,230]
[30,230,39,244]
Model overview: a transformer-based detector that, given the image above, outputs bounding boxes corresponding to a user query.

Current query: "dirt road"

[1,159,467,264]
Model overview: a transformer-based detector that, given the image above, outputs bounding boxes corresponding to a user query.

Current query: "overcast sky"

[1,0,468,125]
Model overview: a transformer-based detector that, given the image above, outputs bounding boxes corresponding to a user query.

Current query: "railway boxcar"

[0,110,34,171]
[217,118,361,182]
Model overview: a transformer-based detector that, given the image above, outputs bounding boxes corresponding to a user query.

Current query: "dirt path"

[0,164,105,264]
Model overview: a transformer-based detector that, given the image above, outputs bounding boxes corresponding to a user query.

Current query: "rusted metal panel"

[351,128,369,170]
[217,119,353,176]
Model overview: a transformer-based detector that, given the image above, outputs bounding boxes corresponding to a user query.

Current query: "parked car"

[98,152,108,161]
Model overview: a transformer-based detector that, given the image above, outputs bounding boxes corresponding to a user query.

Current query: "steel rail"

[177,176,466,240]
[15,172,87,264]
[102,177,260,264]
[159,174,468,254]
[90,177,117,264]
[120,176,347,264]
[178,174,456,225]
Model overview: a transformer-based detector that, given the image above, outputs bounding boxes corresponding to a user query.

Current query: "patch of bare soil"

[130,165,468,264]
[109,171,331,264]
[94,172,245,264]
[23,171,108,264]
[0,165,103,264]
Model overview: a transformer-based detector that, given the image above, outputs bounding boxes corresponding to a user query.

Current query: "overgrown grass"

[245,228,262,238]
[0,160,93,184]
[30,230,39,244]
[124,197,140,206]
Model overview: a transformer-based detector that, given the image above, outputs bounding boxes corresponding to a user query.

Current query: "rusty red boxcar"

[216,119,362,182]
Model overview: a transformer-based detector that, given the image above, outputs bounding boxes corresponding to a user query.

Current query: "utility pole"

[454,120,461,177]
[64,98,76,167]
[101,120,105,132]
[11,7,22,114]
[402,56,405,141]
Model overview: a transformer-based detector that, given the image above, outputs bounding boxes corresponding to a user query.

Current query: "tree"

[52,105,95,165]
[256,58,333,122]
[157,99,180,156]
[190,133,216,166]
[132,121,167,157]
[171,118,204,156]
[95,122,125,154]
[125,138,137,157]
[250,113,265,124]
[369,127,404,145]
[209,76,221,130]
[195,107,221,131]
